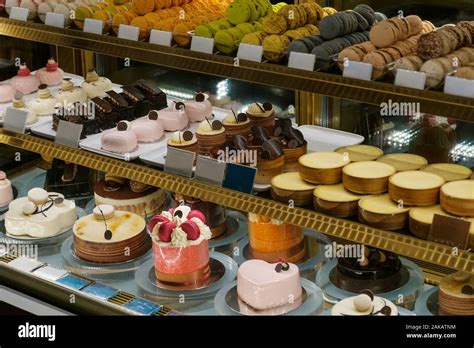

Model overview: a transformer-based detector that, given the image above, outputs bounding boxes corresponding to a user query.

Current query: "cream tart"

[246,102,275,131]
[335,145,384,162]
[440,180,474,217]
[377,153,427,171]
[358,194,411,230]
[271,172,316,206]
[299,152,350,184]
[343,161,396,194]
[313,184,368,218]
[389,171,445,206]
[422,163,472,182]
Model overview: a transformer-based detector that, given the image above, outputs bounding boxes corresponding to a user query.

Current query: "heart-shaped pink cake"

[237,259,302,311]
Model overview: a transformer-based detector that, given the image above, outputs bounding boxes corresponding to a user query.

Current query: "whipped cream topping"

[223,114,250,125]
[196,119,225,135]
[247,102,274,117]
[12,93,25,108]
[86,70,99,83]
[61,79,74,92]
[38,86,52,99]
[168,131,197,146]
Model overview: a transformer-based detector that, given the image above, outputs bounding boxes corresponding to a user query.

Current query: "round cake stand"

[208,211,247,253]
[60,235,152,281]
[315,258,424,310]
[0,207,86,248]
[214,278,324,316]
[414,287,438,316]
[0,185,19,216]
[135,251,238,314]
[233,229,330,280]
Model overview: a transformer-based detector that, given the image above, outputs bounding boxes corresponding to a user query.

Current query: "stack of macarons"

[455,61,474,80]
[258,3,334,62]
[319,5,375,41]
[73,1,133,30]
[210,0,271,55]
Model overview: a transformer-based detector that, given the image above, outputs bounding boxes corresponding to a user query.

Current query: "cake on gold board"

[438,272,474,316]
[73,205,149,264]
[94,174,165,218]
[335,144,384,162]
[376,153,427,171]
[148,205,212,289]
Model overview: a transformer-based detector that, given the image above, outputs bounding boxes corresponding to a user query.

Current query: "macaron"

[278,5,299,30]
[262,34,290,62]
[262,12,287,35]
[353,4,375,25]
[227,0,250,25]
[215,29,237,55]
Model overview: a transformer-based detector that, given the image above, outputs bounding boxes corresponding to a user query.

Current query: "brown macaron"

[406,15,423,36]
[370,20,398,48]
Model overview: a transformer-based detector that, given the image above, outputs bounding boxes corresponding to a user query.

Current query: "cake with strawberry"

[148,205,212,288]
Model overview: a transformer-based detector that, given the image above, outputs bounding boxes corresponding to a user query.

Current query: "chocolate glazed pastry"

[173,193,227,239]
[135,81,168,110]
[105,90,134,122]
[91,97,119,131]
[273,119,307,172]
[330,248,409,294]
[121,85,151,118]
[52,103,100,138]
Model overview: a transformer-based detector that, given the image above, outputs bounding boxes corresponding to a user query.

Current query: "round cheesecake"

[409,205,474,246]
[439,272,474,316]
[313,184,367,218]
[440,180,474,217]
[389,171,445,206]
[377,153,427,171]
[299,152,350,184]
[343,161,396,194]
[271,172,316,206]
[94,176,165,218]
[422,163,472,182]
[335,145,384,162]
[358,194,410,230]
[73,205,149,263]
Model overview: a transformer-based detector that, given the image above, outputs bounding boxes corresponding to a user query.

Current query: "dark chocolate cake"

[52,102,100,138]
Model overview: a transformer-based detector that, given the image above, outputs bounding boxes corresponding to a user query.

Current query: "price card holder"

[118,24,140,41]
[394,69,427,90]
[190,36,214,54]
[343,60,373,81]
[428,214,470,249]
[55,120,83,148]
[444,75,474,98]
[288,52,316,71]
[149,29,173,47]
[223,163,256,194]
[83,18,104,35]
[45,12,65,28]
[9,7,29,21]
[3,107,27,134]
[194,156,227,186]
[164,147,195,178]
[237,43,263,63]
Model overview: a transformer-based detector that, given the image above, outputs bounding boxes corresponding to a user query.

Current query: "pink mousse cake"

[131,110,164,143]
[10,64,40,95]
[0,84,15,103]
[0,171,14,207]
[184,92,213,123]
[237,259,303,313]
[101,121,138,154]
[148,205,212,288]
[35,58,64,86]
[157,102,189,131]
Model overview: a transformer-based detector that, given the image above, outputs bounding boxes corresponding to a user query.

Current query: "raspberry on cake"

[148,205,212,288]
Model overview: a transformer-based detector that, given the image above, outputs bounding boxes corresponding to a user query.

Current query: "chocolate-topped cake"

[104,90,134,122]
[52,102,100,138]
[94,174,166,218]
[331,247,407,294]
[173,193,227,239]
[135,81,167,110]
[91,97,119,130]
[121,85,151,118]
[273,119,307,172]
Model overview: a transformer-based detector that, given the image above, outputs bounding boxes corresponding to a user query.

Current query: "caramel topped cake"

[439,272,474,316]
[73,205,150,263]
[335,145,384,162]
[377,153,427,171]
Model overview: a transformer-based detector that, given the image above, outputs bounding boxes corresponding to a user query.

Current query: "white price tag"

[55,120,83,148]
[237,43,263,63]
[3,108,27,134]
[444,75,474,98]
[343,60,373,81]
[194,156,227,186]
[45,12,65,28]
[288,52,316,71]
[9,7,29,21]
[118,24,140,41]
[83,18,104,35]
[149,29,173,47]
[190,36,214,54]
[394,69,426,90]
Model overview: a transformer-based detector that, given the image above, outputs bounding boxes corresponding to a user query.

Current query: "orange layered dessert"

[248,213,305,264]
[148,205,212,289]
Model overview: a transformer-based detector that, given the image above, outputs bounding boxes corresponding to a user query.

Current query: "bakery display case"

[0,0,473,319]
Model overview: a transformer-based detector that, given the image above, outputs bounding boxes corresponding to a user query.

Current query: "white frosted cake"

[237,259,303,315]
[332,292,398,316]
[5,188,76,238]
[0,171,14,207]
